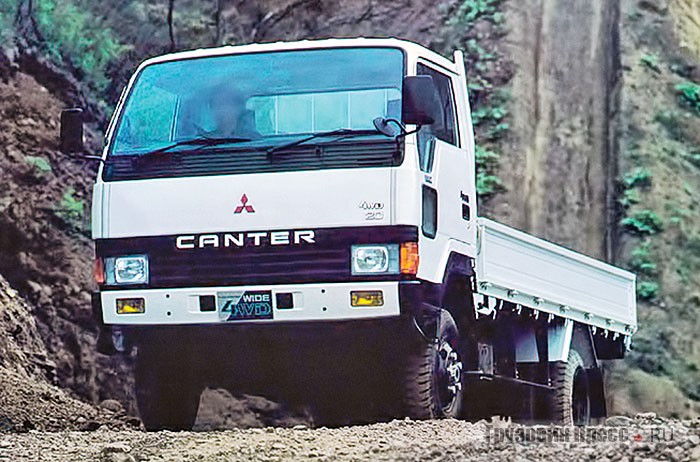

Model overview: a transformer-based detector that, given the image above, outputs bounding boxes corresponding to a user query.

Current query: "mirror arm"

[61,151,106,164]
[397,125,421,140]
[77,154,106,164]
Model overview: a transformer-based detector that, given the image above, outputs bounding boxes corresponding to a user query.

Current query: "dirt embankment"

[496,0,620,260]
[0,271,139,432]
[0,66,136,406]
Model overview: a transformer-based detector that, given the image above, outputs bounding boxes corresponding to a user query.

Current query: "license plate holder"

[217,290,273,321]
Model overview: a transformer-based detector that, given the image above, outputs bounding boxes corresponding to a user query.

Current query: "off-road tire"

[547,348,591,426]
[135,344,202,431]
[402,310,464,419]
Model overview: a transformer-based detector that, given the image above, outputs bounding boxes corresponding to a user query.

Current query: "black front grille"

[96,226,418,289]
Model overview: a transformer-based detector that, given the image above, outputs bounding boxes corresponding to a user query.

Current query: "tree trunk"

[214,0,222,45]
[168,0,176,52]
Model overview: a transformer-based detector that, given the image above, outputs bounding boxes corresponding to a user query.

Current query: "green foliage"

[23,155,52,174]
[476,174,504,196]
[472,105,507,125]
[683,150,700,168]
[637,281,659,300]
[619,188,640,208]
[621,167,652,189]
[629,329,700,401]
[54,187,84,229]
[654,110,686,140]
[483,122,509,140]
[446,0,502,26]
[439,0,507,203]
[675,81,700,116]
[32,0,129,92]
[0,0,14,41]
[621,210,664,235]
[629,241,657,275]
[640,53,661,73]
[475,145,503,196]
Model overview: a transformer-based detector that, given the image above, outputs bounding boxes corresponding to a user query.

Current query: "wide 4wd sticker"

[218,290,273,321]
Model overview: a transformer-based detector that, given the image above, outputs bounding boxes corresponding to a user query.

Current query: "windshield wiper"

[266,129,379,156]
[143,136,254,157]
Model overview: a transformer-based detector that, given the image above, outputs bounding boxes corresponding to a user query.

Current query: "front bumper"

[99,281,402,325]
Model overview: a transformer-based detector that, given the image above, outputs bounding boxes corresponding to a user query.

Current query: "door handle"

[460,191,470,221]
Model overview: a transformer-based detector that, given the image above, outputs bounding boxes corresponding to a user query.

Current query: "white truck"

[59,38,637,430]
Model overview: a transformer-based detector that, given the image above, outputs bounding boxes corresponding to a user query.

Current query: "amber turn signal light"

[400,242,419,275]
[116,298,145,314]
[351,291,384,307]
[94,258,105,284]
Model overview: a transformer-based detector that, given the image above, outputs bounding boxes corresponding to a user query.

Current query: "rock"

[293,424,308,430]
[688,434,700,446]
[691,445,700,461]
[606,415,634,427]
[638,0,668,13]
[99,399,124,413]
[635,412,657,420]
[101,442,132,454]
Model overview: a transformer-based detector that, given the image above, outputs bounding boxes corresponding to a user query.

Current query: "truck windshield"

[109,47,404,157]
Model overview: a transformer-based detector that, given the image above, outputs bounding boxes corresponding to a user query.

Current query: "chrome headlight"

[351,244,399,275]
[105,255,149,285]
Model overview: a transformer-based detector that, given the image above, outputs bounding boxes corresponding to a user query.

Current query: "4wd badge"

[218,290,273,321]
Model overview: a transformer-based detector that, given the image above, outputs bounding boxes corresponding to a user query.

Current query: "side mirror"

[60,108,84,153]
[401,75,441,126]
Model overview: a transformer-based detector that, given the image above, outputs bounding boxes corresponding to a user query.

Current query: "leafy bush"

[654,110,686,140]
[475,145,503,196]
[54,187,84,229]
[447,0,502,26]
[637,280,659,300]
[0,0,14,41]
[472,105,507,125]
[619,188,640,208]
[683,151,700,168]
[476,174,503,196]
[622,167,652,189]
[675,81,700,116]
[640,53,661,72]
[32,0,129,92]
[23,155,52,174]
[629,242,657,275]
[621,210,664,235]
[629,329,700,401]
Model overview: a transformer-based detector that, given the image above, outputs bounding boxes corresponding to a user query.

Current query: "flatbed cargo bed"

[475,218,637,336]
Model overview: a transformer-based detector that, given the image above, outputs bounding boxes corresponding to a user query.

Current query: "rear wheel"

[547,348,591,426]
[135,344,202,431]
[402,310,464,419]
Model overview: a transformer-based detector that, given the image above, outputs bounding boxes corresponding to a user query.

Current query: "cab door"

[415,61,477,282]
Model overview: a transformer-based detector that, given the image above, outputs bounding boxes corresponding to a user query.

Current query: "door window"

[416,63,459,172]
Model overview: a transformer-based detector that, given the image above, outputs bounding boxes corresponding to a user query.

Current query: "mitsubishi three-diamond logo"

[234,194,255,214]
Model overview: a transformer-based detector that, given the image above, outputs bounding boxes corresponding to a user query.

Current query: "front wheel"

[135,344,202,431]
[402,310,464,419]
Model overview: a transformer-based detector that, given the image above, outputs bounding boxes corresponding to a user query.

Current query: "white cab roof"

[137,37,458,74]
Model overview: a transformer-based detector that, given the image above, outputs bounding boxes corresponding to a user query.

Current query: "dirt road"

[1,415,699,462]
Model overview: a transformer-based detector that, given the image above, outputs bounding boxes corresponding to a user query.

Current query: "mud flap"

[587,366,607,419]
